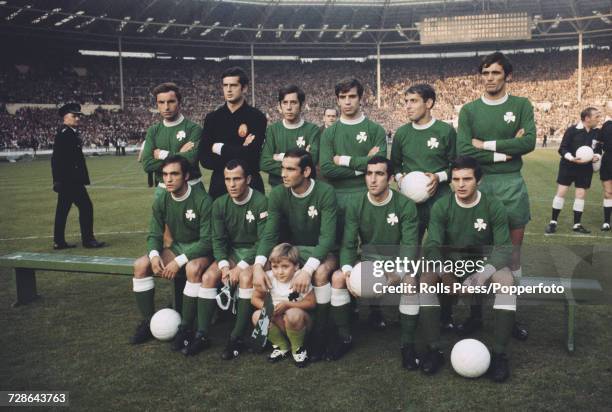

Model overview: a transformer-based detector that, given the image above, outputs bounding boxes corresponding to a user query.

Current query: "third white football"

[150,308,181,341]
[450,338,491,378]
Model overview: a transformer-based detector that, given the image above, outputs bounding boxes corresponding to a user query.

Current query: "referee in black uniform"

[545,107,601,234]
[198,66,267,199]
[51,103,105,249]
[596,103,612,231]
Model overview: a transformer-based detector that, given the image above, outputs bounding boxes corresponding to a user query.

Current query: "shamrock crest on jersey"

[176,130,186,141]
[185,209,196,221]
[503,112,516,124]
[387,213,399,226]
[356,131,368,143]
[308,205,318,219]
[246,210,255,223]
[427,137,439,149]
[296,136,306,148]
[474,218,487,231]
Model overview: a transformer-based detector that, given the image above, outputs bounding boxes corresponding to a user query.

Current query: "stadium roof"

[0,0,611,57]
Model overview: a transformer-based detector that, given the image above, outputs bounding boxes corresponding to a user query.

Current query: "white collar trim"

[576,121,585,130]
[367,190,393,206]
[291,179,315,198]
[232,188,253,205]
[481,94,509,106]
[171,184,191,202]
[283,118,304,130]
[163,114,185,127]
[340,113,366,125]
[456,191,481,208]
[412,117,436,130]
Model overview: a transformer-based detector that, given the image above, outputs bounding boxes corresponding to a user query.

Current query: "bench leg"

[14,268,40,307]
[566,302,575,353]
[174,272,186,314]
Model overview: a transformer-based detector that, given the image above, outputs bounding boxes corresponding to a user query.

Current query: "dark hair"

[323,108,338,116]
[580,107,598,121]
[405,83,436,108]
[450,156,482,181]
[284,148,316,179]
[151,82,182,103]
[162,155,190,176]
[221,66,249,87]
[479,52,513,78]
[225,158,250,177]
[367,155,394,178]
[278,85,305,106]
[335,78,364,98]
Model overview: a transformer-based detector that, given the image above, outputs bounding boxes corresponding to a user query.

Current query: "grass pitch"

[1,150,611,411]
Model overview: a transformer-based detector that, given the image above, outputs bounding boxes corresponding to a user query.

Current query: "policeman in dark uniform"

[198,66,267,199]
[596,103,612,231]
[51,103,106,249]
[545,107,601,234]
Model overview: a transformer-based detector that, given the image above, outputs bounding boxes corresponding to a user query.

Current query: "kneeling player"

[182,159,268,357]
[422,156,515,382]
[251,243,315,367]
[130,156,213,349]
[331,156,419,362]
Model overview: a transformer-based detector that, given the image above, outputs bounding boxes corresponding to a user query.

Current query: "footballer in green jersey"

[421,156,516,382]
[456,52,534,340]
[183,159,268,358]
[260,85,321,187]
[130,156,213,352]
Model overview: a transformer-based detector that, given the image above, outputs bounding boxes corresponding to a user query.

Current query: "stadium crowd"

[0,49,610,150]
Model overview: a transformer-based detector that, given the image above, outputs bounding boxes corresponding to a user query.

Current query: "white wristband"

[341,264,353,274]
[212,143,224,155]
[218,259,230,269]
[303,257,321,275]
[483,141,496,151]
[339,156,351,167]
[395,173,404,183]
[148,250,160,260]
[158,150,169,160]
[564,152,575,161]
[237,260,250,269]
[435,171,448,183]
[273,153,285,161]
[355,171,364,176]
[174,254,189,268]
[493,152,507,163]
[255,255,267,266]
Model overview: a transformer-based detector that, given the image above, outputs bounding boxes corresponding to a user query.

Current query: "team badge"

[427,137,439,149]
[246,210,255,223]
[503,112,516,124]
[238,123,248,138]
[296,136,306,148]
[387,213,399,226]
[356,131,368,143]
[176,130,186,141]
[308,205,318,219]
[474,218,487,231]
[185,209,196,221]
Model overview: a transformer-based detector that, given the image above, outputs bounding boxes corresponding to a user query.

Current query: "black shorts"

[557,161,593,189]
[600,155,612,181]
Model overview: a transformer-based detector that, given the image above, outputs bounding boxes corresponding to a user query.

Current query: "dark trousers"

[53,185,95,244]
[208,170,265,200]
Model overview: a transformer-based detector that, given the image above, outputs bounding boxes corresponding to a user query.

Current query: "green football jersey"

[424,191,512,271]
[260,119,321,186]
[340,190,418,268]
[256,179,337,262]
[212,188,268,264]
[147,185,213,260]
[457,95,536,175]
[141,115,202,182]
[320,116,387,190]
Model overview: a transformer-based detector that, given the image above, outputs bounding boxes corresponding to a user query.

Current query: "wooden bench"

[0,252,186,311]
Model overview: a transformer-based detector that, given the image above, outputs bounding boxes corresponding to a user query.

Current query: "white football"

[400,171,431,204]
[450,338,491,378]
[576,145,594,163]
[150,308,182,341]
[348,261,379,298]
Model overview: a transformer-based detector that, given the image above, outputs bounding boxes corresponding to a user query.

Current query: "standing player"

[319,78,388,328]
[141,83,204,195]
[260,85,321,187]
[182,159,267,357]
[330,156,419,364]
[545,107,602,234]
[597,102,612,231]
[456,52,534,339]
[199,67,267,199]
[421,156,515,381]
[253,148,338,362]
[130,156,213,350]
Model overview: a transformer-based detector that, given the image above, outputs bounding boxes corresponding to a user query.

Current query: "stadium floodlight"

[200,21,219,36]
[158,18,176,34]
[396,23,408,38]
[335,24,348,38]
[221,23,241,37]
[32,8,61,24]
[551,14,561,29]
[318,24,328,39]
[353,24,369,39]
[75,13,105,29]
[294,24,305,39]
[180,20,200,35]
[255,24,263,39]
[276,24,284,38]
[117,16,131,32]
[137,17,154,33]
[55,10,84,27]
[593,11,611,25]
[6,5,31,21]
